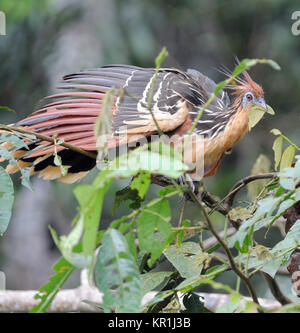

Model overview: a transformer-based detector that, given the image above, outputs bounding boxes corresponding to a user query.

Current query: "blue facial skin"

[242,92,267,111]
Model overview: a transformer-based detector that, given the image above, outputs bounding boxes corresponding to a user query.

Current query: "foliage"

[95,229,142,313]
[1,51,300,314]
[30,256,75,313]
[0,166,14,236]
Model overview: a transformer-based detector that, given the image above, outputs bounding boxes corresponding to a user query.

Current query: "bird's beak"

[256,97,268,113]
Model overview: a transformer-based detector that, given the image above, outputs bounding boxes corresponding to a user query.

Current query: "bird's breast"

[222,108,249,149]
[170,107,249,178]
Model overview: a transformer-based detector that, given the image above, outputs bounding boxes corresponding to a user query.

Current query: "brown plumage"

[2,64,267,183]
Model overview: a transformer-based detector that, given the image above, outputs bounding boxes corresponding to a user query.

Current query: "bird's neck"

[224,102,250,148]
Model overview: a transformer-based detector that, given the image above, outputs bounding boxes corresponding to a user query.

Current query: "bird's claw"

[177,175,203,202]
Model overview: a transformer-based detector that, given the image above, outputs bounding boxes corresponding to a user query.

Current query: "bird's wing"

[185,69,231,139]
[107,66,231,138]
[16,65,221,154]
[110,66,204,134]
[11,65,231,181]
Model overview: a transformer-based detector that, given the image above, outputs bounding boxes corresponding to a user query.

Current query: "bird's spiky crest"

[230,70,264,98]
[218,60,264,98]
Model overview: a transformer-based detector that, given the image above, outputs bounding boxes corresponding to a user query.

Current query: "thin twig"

[146,73,164,136]
[186,181,260,305]
[0,124,97,160]
[224,173,278,210]
[177,197,186,228]
[176,197,186,244]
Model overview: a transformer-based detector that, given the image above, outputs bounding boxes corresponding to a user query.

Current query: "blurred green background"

[0,0,299,301]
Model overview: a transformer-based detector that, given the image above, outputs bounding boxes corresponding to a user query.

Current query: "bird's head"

[230,71,267,112]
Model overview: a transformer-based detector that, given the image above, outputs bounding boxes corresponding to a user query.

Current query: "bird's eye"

[245,93,253,101]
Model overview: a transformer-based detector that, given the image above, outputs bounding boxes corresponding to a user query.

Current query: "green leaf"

[30,256,75,313]
[0,167,14,235]
[0,133,29,149]
[20,167,33,191]
[74,174,112,259]
[270,128,282,136]
[232,59,256,76]
[0,134,33,191]
[260,258,283,277]
[51,215,92,269]
[137,198,172,266]
[113,186,143,213]
[49,171,112,268]
[228,229,252,253]
[272,219,300,255]
[164,242,204,278]
[248,104,274,130]
[176,264,228,292]
[158,186,180,197]
[243,252,281,278]
[125,231,138,261]
[155,46,168,68]
[143,290,175,308]
[82,184,111,257]
[231,58,280,80]
[130,171,151,199]
[54,154,62,166]
[266,59,281,71]
[252,244,274,261]
[141,271,173,295]
[95,229,142,313]
[275,186,285,197]
[111,145,188,179]
[164,230,181,247]
[280,145,295,171]
[295,157,300,179]
[0,146,12,160]
[228,196,282,249]
[272,136,283,170]
[247,154,271,200]
[277,199,296,216]
[228,207,252,223]
[248,106,266,131]
[240,220,300,277]
[0,106,15,112]
[205,264,228,276]
[266,105,275,115]
[118,218,138,234]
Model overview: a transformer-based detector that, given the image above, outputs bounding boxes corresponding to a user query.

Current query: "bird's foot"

[177,174,203,202]
[152,174,205,203]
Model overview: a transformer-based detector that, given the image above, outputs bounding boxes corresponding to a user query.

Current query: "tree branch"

[224,172,278,210]
[203,227,236,250]
[186,181,260,306]
[0,124,97,160]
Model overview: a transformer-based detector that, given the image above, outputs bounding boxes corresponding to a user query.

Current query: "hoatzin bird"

[3,64,267,184]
